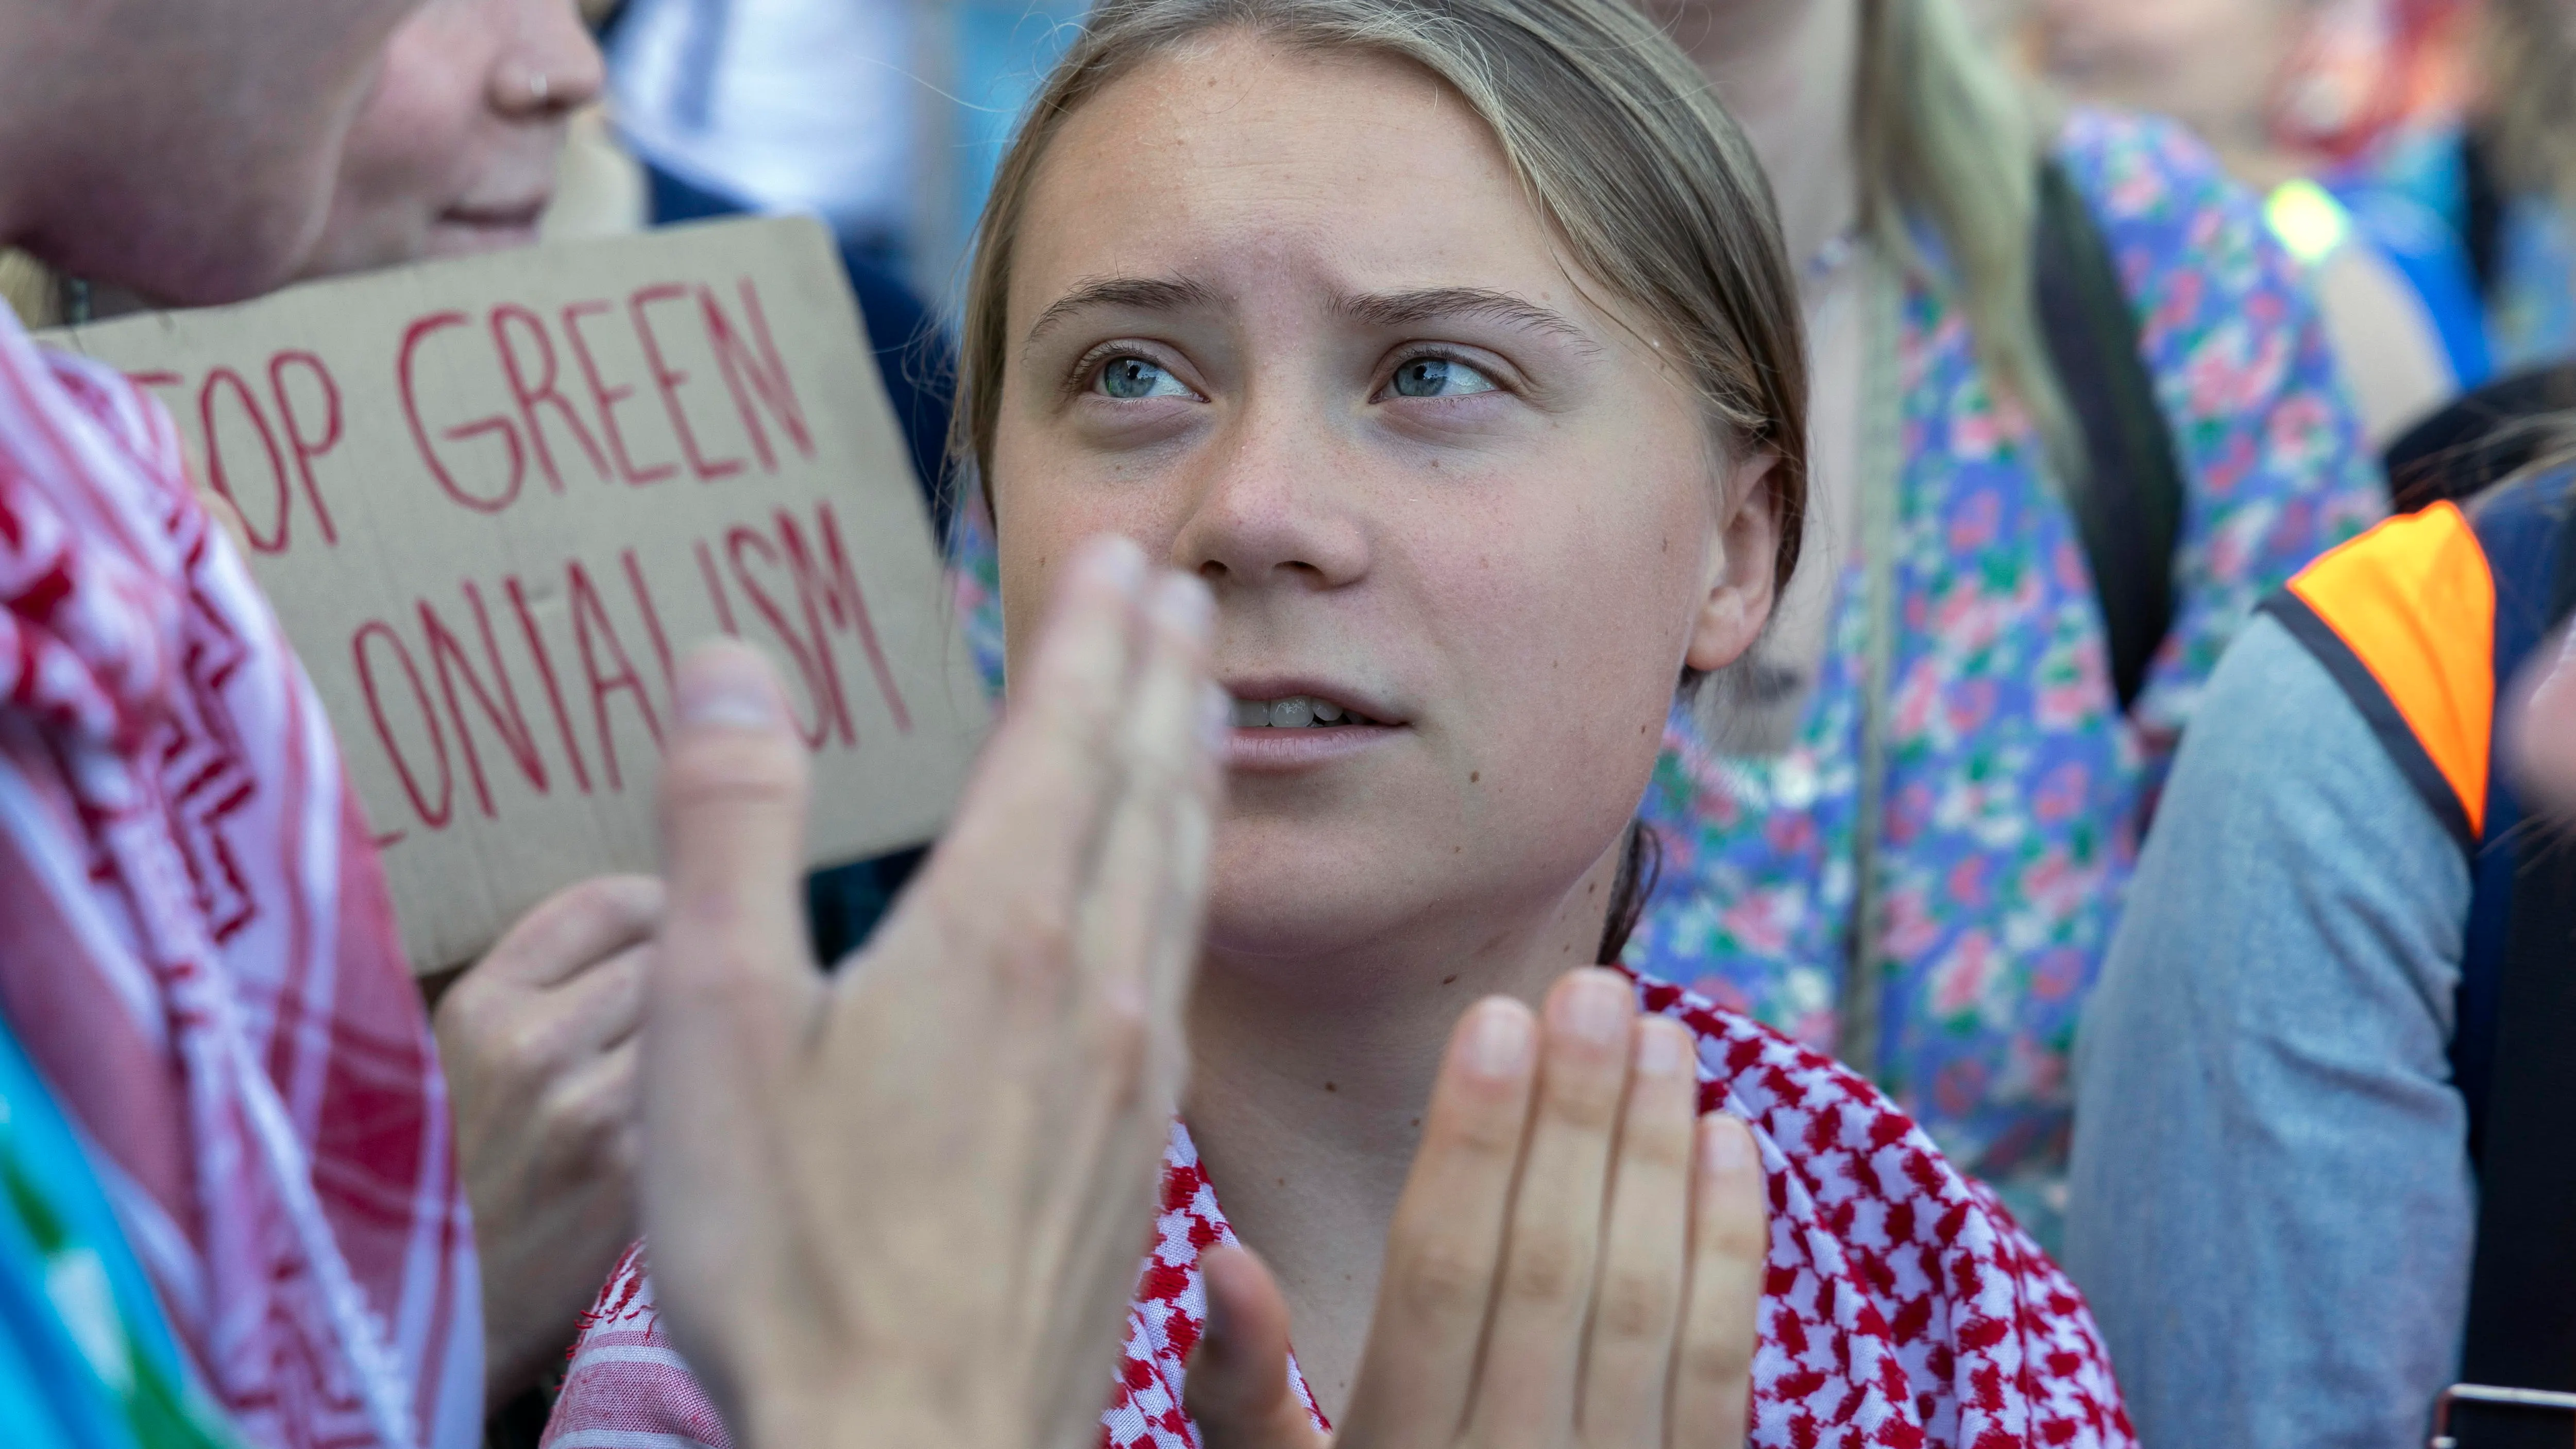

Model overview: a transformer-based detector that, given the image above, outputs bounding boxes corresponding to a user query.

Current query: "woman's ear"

[1682,449,1782,676]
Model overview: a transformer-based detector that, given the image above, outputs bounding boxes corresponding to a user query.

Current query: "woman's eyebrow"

[1024,275,1216,347]
[1332,286,1592,345]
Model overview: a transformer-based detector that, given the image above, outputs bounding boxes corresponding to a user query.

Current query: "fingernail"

[1557,969,1631,1048]
[1702,1115,1752,1177]
[1200,681,1233,755]
[676,641,784,729]
[1463,999,1534,1078]
[1080,534,1148,594]
[1636,1017,1688,1078]
[1152,571,1215,640]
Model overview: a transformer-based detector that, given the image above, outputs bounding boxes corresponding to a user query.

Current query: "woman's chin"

[1200,881,1406,966]
[1197,833,1434,966]
[426,219,543,259]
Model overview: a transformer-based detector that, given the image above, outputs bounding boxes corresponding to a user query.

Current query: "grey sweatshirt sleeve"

[2065,613,2476,1449]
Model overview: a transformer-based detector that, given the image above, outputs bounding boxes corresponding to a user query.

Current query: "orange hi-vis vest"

[2256,465,2576,1413]
[2264,500,2504,850]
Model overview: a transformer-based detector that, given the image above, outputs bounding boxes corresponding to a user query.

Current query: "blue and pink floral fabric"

[1626,112,2383,1218]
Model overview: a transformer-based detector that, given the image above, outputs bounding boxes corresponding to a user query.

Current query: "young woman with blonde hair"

[1630,0,2382,1237]
[544,0,2136,1443]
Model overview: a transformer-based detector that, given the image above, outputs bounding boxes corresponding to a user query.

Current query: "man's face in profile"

[12,0,423,304]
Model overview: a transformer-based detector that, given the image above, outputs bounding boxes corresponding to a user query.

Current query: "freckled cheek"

[1467,633,1669,815]
[1414,543,1690,819]
[1471,711,1642,842]
[346,66,470,192]
[990,434,1183,666]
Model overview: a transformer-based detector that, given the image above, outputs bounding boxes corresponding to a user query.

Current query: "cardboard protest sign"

[47,216,990,971]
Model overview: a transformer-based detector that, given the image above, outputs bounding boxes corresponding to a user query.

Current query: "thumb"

[652,640,817,1065]
[1187,1246,1329,1449]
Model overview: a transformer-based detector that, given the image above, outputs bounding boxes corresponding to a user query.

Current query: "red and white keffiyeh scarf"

[0,316,481,1449]
[547,974,2133,1448]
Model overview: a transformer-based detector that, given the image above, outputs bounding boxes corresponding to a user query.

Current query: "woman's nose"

[1169,410,1370,593]
[492,0,608,119]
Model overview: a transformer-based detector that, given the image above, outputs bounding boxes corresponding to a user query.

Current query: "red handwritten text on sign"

[135,279,818,547]
[53,218,988,971]
[349,500,909,847]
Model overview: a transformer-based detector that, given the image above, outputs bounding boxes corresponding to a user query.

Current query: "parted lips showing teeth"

[1230,694,1372,728]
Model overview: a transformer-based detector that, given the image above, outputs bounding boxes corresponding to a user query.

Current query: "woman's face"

[992,35,1779,964]
[294,0,603,280]
[2035,0,2295,136]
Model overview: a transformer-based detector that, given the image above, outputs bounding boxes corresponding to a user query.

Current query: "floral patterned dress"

[1625,111,2384,1226]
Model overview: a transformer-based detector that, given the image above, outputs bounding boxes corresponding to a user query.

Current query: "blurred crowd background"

[2,0,2574,1446]
[11,0,2567,406]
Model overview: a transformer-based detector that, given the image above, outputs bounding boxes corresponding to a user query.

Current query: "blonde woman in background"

[1620,0,2383,1243]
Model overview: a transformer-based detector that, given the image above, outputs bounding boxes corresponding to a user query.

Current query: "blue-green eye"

[1097,356,1190,400]
[1389,356,1498,399]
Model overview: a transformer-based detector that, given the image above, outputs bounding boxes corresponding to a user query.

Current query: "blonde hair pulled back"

[950,0,1812,600]
[1856,0,2074,471]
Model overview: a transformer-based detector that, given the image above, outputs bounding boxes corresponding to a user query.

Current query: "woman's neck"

[1664,0,1863,282]
[1178,844,1626,1418]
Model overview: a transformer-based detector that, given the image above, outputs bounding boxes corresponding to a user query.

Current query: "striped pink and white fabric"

[546,972,2133,1449]
[0,312,482,1449]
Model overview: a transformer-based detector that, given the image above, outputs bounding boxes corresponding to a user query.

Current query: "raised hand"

[1184,968,1769,1449]
[433,873,658,1406]
[638,535,1223,1449]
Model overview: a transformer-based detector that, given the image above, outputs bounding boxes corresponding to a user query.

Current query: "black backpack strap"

[2455,472,2576,1438]
[2454,840,2576,1444]
[2445,476,2572,1159]
[2030,158,2187,713]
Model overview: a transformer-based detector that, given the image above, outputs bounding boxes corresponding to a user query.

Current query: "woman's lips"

[435,199,549,249]
[1222,721,1403,774]
[1218,679,1405,772]
[445,197,549,227]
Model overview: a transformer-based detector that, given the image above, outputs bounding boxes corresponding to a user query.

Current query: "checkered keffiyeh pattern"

[548,974,2131,1448]
[0,313,482,1449]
